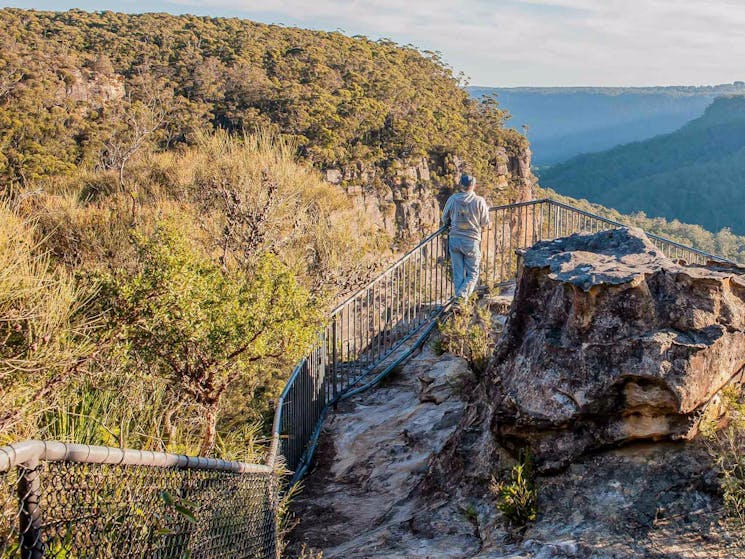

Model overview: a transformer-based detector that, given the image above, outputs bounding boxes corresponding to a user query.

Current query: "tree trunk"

[199,405,219,457]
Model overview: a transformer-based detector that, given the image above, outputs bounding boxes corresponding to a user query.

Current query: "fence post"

[266,475,280,559]
[331,318,338,406]
[18,459,43,559]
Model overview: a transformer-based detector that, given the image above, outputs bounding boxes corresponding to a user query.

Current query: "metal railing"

[1,198,731,558]
[271,198,732,482]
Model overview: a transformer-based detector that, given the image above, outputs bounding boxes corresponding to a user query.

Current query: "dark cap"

[459,174,476,190]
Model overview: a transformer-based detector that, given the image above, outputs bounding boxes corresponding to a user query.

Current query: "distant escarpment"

[0,8,533,240]
[489,228,745,470]
[540,95,745,235]
[468,84,745,165]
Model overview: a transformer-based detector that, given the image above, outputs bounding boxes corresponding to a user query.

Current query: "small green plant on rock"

[296,545,324,559]
[490,450,538,526]
[437,296,495,374]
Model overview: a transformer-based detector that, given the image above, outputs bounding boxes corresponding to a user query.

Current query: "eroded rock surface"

[491,228,745,470]
[287,348,480,558]
[288,332,744,559]
[288,230,745,558]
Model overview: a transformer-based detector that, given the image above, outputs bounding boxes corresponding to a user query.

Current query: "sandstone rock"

[288,295,743,558]
[63,68,125,106]
[322,144,535,242]
[288,332,742,558]
[287,347,478,558]
[489,228,745,470]
[494,147,510,176]
[325,168,343,184]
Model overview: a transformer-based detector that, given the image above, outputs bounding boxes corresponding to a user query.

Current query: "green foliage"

[539,96,745,237]
[490,451,538,526]
[542,188,745,264]
[3,129,383,458]
[102,221,319,455]
[701,386,745,527]
[0,8,523,203]
[438,297,498,374]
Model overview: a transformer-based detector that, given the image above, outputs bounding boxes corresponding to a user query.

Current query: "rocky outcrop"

[287,348,479,558]
[62,68,125,107]
[489,228,745,470]
[288,303,743,558]
[323,145,535,242]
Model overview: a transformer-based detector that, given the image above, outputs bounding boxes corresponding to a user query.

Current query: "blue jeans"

[449,236,481,299]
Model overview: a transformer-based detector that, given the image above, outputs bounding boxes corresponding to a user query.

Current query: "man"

[441,173,490,301]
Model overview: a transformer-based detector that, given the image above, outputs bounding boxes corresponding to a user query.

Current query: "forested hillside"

[540,95,745,236]
[0,8,528,207]
[540,188,745,263]
[2,8,743,459]
[469,84,745,165]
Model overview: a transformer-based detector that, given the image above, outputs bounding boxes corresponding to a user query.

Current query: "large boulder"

[489,228,745,470]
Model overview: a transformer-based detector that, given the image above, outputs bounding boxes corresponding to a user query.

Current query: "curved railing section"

[1,198,733,558]
[0,441,278,558]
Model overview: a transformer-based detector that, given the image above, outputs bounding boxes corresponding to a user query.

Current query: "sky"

[2,0,745,87]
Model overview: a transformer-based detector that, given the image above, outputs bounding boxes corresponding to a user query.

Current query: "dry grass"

[24,130,389,297]
[0,204,97,441]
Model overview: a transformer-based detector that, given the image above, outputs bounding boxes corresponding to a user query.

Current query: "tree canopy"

[0,8,525,200]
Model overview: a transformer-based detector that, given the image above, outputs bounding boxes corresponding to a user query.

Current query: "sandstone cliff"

[323,144,535,242]
[63,68,125,107]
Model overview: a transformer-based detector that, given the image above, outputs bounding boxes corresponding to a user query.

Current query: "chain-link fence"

[0,442,279,559]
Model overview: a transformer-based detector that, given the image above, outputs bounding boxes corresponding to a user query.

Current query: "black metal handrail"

[272,198,733,484]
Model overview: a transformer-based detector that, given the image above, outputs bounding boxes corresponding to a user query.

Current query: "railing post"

[18,459,43,559]
[331,318,338,405]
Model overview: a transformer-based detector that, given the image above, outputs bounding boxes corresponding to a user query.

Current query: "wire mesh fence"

[0,442,278,559]
[2,198,733,558]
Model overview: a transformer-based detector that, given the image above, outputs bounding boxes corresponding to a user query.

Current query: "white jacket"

[441,191,490,241]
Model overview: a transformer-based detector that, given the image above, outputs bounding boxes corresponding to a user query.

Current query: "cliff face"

[323,144,535,242]
[63,69,125,107]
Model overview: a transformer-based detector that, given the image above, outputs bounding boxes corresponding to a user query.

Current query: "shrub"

[437,297,496,374]
[101,220,319,456]
[490,451,538,526]
[701,385,745,527]
[0,204,97,441]
[6,130,386,458]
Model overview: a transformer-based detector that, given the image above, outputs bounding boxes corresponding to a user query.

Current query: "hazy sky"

[3,0,745,87]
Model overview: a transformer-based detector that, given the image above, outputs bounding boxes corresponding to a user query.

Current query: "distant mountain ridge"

[469,84,745,165]
[538,95,745,235]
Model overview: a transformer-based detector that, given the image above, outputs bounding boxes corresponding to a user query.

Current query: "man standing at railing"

[441,173,491,303]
